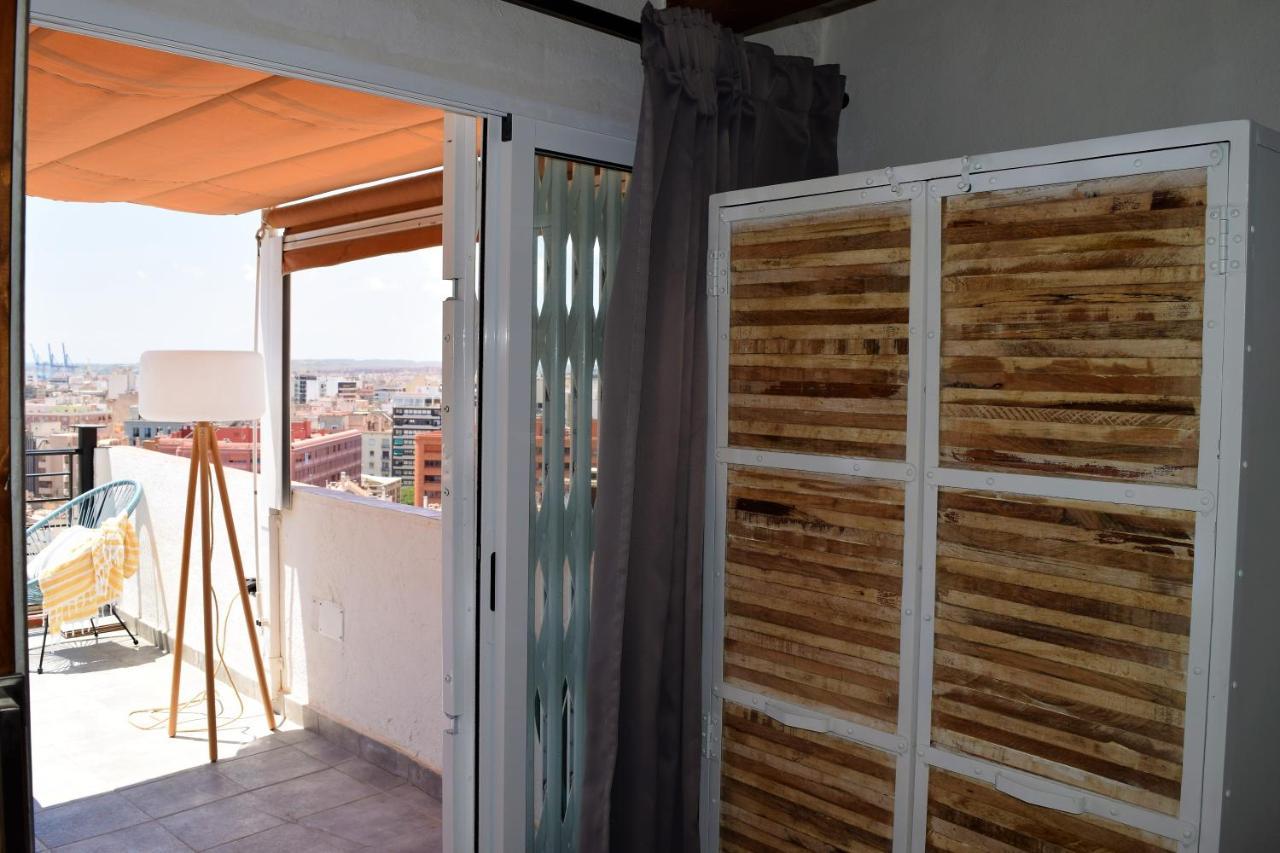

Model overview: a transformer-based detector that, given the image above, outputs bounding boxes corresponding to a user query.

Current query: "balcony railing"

[25,424,97,507]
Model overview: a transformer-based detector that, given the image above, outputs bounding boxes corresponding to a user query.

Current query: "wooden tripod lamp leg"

[198,424,219,762]
[167,424,202,738]
[207,435,277,731]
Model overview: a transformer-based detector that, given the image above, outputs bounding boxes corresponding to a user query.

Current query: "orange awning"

[26,27,445,215]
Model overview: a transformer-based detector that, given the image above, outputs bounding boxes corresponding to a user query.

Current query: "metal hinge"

[707,249,727,296]
[1209,206,1242,275]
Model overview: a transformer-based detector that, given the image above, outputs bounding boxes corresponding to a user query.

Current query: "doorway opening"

[21,25,477,851]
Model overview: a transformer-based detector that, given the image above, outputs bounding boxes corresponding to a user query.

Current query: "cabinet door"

[914,145,1228,850]
[704,185,928,852]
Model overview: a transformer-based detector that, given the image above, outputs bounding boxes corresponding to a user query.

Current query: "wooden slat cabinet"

[703,121,1280,852]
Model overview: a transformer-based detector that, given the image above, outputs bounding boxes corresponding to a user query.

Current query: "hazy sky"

[26,197,449,366]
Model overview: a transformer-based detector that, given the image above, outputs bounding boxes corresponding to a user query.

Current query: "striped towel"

[37,513,139,632]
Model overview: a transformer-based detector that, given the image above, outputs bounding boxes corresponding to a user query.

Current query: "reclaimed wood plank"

[724,467,905,731]
[930,490,1195,816]
[925,768,1178,852]
[729,202,912,460]
[938,168,1207,484]
[722,703,896,852]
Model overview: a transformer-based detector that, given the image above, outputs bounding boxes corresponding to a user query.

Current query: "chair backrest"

[25,479,142,563]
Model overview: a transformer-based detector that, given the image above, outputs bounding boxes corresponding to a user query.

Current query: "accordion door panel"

[930,489,1195,816]
[729,201,912,460]
[925,768,1177,852]
[724,465,905,733]
[938,168,1208,485]
[721,703,896,853]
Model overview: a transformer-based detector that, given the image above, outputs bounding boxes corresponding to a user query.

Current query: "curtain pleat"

[581,5,845,851]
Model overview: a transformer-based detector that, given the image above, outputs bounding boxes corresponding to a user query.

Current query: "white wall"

[280,487,445,771]
[796,0,1280,173]
[102,446,271,688]
[102,446,446,770]
[31,0,647,138]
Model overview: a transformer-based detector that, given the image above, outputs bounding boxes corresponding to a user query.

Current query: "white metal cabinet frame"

[702,121,1260,853]
[701,181,930,853]
[913,142,1229,849]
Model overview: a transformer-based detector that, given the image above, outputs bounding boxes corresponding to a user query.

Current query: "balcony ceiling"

[26,27,445,215]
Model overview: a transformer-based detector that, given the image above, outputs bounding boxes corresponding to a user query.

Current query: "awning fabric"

[265,172,443,273]
[26,27,445,215]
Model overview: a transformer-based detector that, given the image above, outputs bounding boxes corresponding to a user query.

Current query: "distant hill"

[290,359,442,372]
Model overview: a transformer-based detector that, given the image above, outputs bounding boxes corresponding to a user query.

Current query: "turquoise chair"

[26,479,143,673]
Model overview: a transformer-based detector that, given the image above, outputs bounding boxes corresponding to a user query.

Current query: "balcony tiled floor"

[29,634,442,851]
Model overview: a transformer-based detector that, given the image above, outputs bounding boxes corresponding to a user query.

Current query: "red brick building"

[413,430,443,509]
[148,422,362,488]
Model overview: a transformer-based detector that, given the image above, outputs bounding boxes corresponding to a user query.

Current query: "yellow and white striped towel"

[37,513,139,632]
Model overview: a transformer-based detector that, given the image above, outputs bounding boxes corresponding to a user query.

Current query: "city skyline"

[27,197,450,365]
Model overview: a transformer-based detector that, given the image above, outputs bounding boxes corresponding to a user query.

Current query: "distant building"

[25,402,110,433]
[320,377,359,400]
[24,432,79,503]
[413,431,443,508]
[124,405,187,446]
[290,428,363,487]
[326,472,400,502]
[106,369,133,400]
[149,422,361,488]
[391,392,441,484]
[293,374,319,404]
[363,431,393,478]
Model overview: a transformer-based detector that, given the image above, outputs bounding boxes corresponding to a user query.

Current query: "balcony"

[28,444,445,850]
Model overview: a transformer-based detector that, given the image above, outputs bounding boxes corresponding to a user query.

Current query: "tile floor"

[29,634,442,851]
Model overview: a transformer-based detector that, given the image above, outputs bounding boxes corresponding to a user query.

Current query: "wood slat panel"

[925,768,1177,852]
[725,466,904,732]
[930,490,1195,816]
[729,202,912,460]
[721,702,896,852]
[938,168,1208,485]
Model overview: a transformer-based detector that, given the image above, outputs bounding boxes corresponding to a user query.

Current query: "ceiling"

[668,0,876,34]
[26,27,446,215]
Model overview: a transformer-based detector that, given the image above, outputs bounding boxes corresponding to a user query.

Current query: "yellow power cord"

[127,585,249,734]
[128,484,284,736]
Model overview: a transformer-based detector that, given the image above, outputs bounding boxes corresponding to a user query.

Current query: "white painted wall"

[31,0,648,138]
[102,446,270,688]
[280,487,445,771]
[781,0,1280,173]
[101,446,446,771]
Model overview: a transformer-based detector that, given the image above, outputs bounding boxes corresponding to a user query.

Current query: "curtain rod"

[500,0,642,42]
[497,0,850,108]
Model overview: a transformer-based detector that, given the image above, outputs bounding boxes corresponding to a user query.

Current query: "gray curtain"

[581,6,845,852]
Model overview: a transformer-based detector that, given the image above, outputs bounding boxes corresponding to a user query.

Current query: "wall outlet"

[315,598,344,641]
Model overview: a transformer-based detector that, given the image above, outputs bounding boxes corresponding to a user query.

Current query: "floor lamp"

[139,350,277,762]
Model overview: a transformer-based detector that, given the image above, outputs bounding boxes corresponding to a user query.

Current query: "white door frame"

[478,117,633,852]
[442,112,481,853]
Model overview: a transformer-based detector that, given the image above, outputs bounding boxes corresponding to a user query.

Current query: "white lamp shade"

[138,350,266,422]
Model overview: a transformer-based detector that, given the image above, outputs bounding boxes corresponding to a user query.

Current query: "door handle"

[995,771,1086,815]
[761,701,828,734]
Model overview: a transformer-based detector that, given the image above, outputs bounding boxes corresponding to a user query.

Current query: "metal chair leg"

[38,616,48,674]
[112,605,139,646]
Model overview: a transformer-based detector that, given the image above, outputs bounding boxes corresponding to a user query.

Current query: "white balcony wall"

[100,446,270,690]
[279,487,444,772]
[99,446,444,773]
